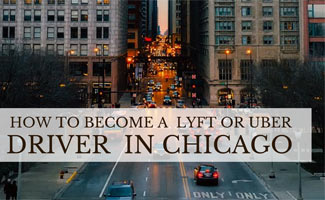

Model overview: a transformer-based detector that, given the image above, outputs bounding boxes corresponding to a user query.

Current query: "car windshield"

[164,96,171,100]
[178,100,184,104]
[200,166,214,172]
[108,187,132,197]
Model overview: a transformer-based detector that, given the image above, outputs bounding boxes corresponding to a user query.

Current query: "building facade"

[168,0,181,47]
[301,0,325,63]
[188,0,303,106]
[0,0,128,106]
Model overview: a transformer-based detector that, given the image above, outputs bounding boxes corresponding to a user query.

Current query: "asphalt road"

[57,62,275,200]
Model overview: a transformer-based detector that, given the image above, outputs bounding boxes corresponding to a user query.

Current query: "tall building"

[168,0,181,46]
[0,0,128,106]
[148,0,158,39]
[128,0,142,57]
[301,0,325,63]
[189,0,302,106]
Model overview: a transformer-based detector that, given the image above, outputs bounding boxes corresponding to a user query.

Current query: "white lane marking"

[286,191,297,200]
[99,144,126,198]
[221,178,224,182]
[147,167,149,171]
[145,177,148,182]
[143,191,146,197]
[231,179,253,184]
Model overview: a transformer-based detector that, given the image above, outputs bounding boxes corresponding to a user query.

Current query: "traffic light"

[192,85,196,89]
[99,91,103,96]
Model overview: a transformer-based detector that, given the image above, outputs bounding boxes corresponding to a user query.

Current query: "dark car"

[176,99,185,108]
[172,91,180,99]
[163,95,172,105]
[194,164,219,185]
[170,84,177,91]
[105,180,136,200]
[147,80,155,86]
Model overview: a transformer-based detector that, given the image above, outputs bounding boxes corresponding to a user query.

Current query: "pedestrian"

[197,98,201,108]
[3,179,11,200]
[10,181,17,200]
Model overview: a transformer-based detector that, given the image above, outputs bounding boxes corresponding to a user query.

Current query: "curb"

[52,162,88,200]
[244,162,279,200]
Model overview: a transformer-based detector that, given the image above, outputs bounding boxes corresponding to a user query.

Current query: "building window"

[309,23,325,37]
[4,0,16,4]
[93,62,111,76]
[57,10,64,21]
[263,21,273,31]
[262,59,277,68]
[215,7,234,16]
[97,10,102,21]
[128,32,135,39]
[95,44,102,56]
[96,27,102,39]
[280,7,298,17]
[81,0,88,4]
[281,36,298,45]
[280,21,298,31]
[33,44,41,54]
[240,60,252,80]
[23,44,32,52]
[103,10,109,21]
[3,27,15,39]
[71,10,78,21]
[80,10,88,22]
[24,10,32,21]
[309,42,325,57]
[70,44,78,56]
[97,0,110,5]
[48,10,55,21]
[25,0,32,4]
[216,21,235,31]
[80,44,87,56]
[215,35,234,45]
[24,27,31,38]
[57,44,64,55]
[128,43,135,49]
[34,0,42,4]
[219,60,232,80]
[71,0,78,5]
[47,44,54,54]
[242,21,252,31]
[34,10,41,21]
[34,27,41,38]
[263,35,273,45]
[241,7,251,16]
[47,27,54,39]
[58,0,64,4]
[242,35,251,45]
[57,27,64,38]
[103,44,109,56]
[3,10,9,21]
[263,0,272,2]
[262,7,273,16]
[71,27,78,39]
[69,62,88,76]
[80,27,87,39]
[48,0,55,4]
[308,4,325,18]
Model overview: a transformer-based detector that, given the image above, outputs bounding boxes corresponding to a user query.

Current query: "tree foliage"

[0,50,83,108]
[253,60,324,132]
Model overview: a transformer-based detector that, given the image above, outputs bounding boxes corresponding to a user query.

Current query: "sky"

[158,0,168,35]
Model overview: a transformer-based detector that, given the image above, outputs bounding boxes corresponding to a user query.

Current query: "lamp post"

[65,50,75,78]
[225,50,231,107]
[295,130,303,200]
[246,49,253,108]
[94,48,101,107]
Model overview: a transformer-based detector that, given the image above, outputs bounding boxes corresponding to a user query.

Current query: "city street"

[56,58,275,200]
[57,162,275,200]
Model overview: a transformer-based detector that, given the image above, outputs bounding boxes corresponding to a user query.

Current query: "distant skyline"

[158,0,168,35]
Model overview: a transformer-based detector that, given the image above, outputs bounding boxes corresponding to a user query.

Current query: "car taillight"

[198,172,203,178]
[205,169,210,173]
[213,172,218,178]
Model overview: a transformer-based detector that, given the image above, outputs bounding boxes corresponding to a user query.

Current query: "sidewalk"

[0,162,83,200]
[118,92,132,108]
[247,162,325,200]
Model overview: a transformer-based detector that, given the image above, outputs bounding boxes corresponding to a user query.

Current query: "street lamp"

[295,130,303,200]
[225,50,231,107]
[246,49,253,108]
[94,48,101,107]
